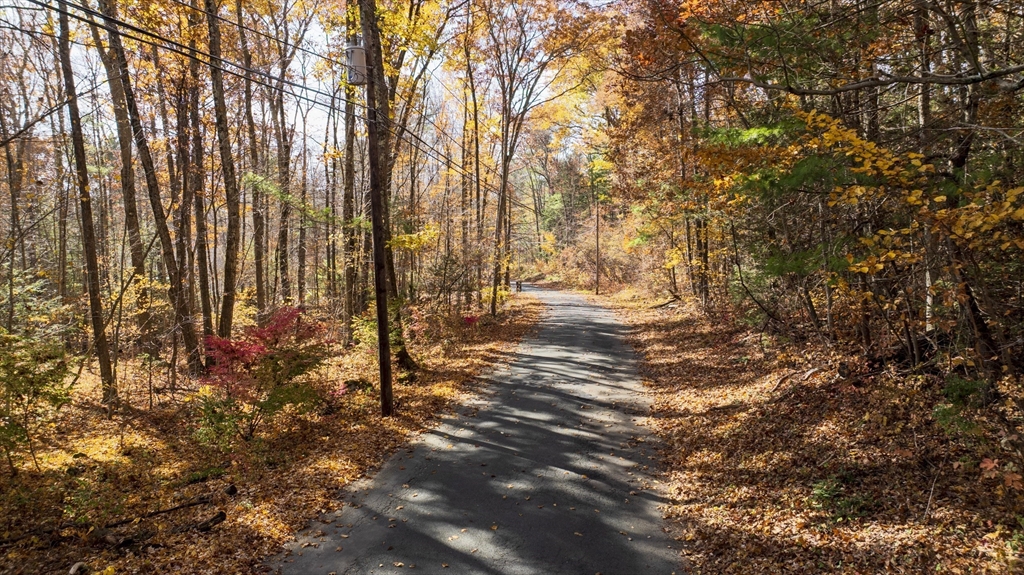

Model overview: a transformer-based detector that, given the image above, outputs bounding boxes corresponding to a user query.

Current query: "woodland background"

[1,0,1024,572]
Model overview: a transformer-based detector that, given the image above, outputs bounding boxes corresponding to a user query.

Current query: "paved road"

[274,286,679,574]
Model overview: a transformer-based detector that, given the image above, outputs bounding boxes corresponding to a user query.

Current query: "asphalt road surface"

[273,285,679,574]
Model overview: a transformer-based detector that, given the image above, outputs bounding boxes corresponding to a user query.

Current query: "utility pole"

[591,156,600,295]
[358,0,393,417]
[595,194,600,296]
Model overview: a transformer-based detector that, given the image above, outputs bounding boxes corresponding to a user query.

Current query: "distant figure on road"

[515,280,522,292]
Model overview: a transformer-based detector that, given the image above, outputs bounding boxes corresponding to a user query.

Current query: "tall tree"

[236,0,268,318]
[97,0,202,373]
[267,1,314,306]
[85,17,156,356]
[204,0,242,339]
[477,0,599,315]
[189,0,214,340]
[58,0,116,402]
[342,4,359,342]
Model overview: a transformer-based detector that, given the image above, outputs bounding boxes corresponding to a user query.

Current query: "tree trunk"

[343,67,358,342]
[914,0,940,333]
[87,22,156,356]
[59,0,116,402]
[187,12,214,341]
[272,93,292,305]
[461,96,472,306]
[98,0,202,374]
[236,0,266,318]
[51,112,69,305]
[204,0,242,339]
[359,1,416,370]
[298,121,308,306]
[172,72,198,367]
[489,148,511,317]
[326,91,338,302]
[0,107,24,333]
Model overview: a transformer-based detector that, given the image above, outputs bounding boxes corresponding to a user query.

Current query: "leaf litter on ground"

[587,287,1024,574]
[0,295,542,574]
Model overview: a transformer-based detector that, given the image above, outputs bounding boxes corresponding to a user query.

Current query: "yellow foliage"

[389,223,440,252]
[800,110,1024,279]
[622,234,635,254]
[664,247,684,270]
[540,232,558,256]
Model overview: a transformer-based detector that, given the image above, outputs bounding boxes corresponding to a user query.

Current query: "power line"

[82,0,501,192]
[24,0,534,214]
[26,0,357,113]
[163,0,498,193]
[53,0,466,174]
[161,0,353,75]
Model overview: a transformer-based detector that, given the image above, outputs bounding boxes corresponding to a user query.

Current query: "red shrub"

[201,308,330,439]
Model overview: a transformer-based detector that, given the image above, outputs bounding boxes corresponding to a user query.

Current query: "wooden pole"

[360,0,393,417]
[592,158,600,295]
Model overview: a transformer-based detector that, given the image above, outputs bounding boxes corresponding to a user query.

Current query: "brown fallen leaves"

[0,295,542,574]
[597,288,1024,574]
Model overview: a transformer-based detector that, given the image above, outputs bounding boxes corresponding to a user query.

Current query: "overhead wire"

[81,10,477,182]
[24,0,540,215]
[159,0,498,182]
[26,0,359,113]
[32,0,449,181]
[165,0,510,200]
[161,0,354,74]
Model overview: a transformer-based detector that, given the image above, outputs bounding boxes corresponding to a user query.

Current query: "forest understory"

[577,286,1024,574]
[0,295,542,575]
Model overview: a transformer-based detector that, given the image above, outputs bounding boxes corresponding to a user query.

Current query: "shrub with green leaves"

[932,376,987,438]
[943,376,986,407]
[351,309,379,348]
[0,330,71,475]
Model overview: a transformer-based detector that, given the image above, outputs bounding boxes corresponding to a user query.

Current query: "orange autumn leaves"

[980,458,1024,492]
